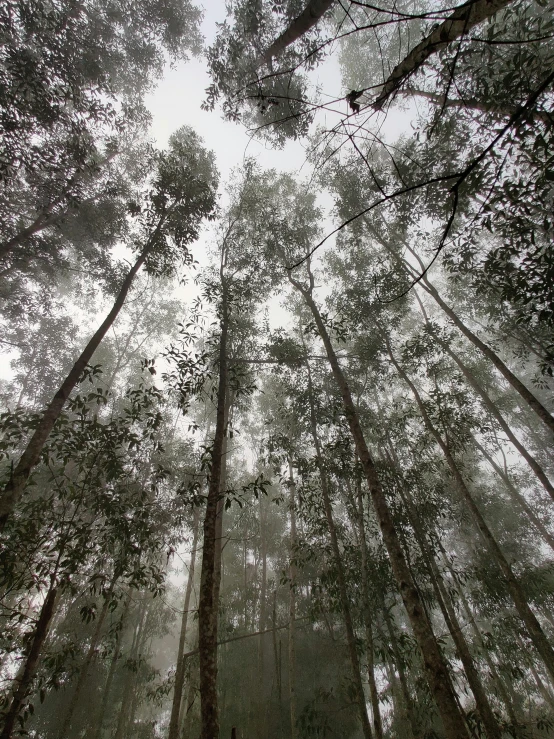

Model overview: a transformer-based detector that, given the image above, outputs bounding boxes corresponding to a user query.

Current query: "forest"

[0,0,553,737]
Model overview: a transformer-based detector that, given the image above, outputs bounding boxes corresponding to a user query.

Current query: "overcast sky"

[145,0,314,180]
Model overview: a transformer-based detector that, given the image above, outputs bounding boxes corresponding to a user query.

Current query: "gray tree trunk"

[289,271,470,739]
[388,343,554,684]
[260,0,335,65]
[168,508,201,739]
[373,0,515,109]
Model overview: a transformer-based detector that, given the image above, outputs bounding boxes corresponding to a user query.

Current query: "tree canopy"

[1,0,554,738]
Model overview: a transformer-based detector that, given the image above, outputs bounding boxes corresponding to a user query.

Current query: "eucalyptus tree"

[317,229,554,734]
[0,126,218,531]
[163,162,288,738]
[271,254,470,735]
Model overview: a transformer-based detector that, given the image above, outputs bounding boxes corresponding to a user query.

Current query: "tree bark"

[168,507,201,739]
[0,585,59,739]
[473,438,554,552]
[397,482,503,739]
[305,364,373,739]
[198,281,229,739]
[260,0,335,65]
[437,334,554,501]
[289,273,470,739]
[0,219,164,530]
[373,0,515,109]
[388,343,554,684]
[287,456,299,739]
[58,587,114,739]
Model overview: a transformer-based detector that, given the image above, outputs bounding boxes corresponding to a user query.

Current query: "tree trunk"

[180,637,199,739]
[198,282,229,739]
[260,0,335,65]
[305,363,373,739]
[347,472,383,739]
[437,335,554,501]
[257,495,268,739]
[113,599,148,739]
[0,585,58,739]
[0,219,164,530]
[289,273,470,739]
[373,0,515,109]
[92,596,131,739]
[287,456,299,739]
[58,587,114,739]
[420,279,554,436]
[168,507,201,739]
[438,543,523,731]
[388,343,554,684]
[473,437,554,551]
[397,482,502,739]
[369,226,554,436]
[381,609,421,739]
[272,590,282,703]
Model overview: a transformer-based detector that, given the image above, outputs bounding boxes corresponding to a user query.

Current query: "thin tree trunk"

[369,226,554,436]
[381,608,421,739]
[0,219,164,530]
[473,438,554,551]
[168,508,201,739]
[260,0,335,65]
[420,279,554,436]
[438,335,554,501]
[347,472,383,739]
[387,342,554,684]
[438,544,523,730]
[305,363,373,739]
[287,456,299,739]
[381,652,410,737]
[92,596,131,739]
[58,586,115,739]
[113,599,148,739]
[123,677,142,739]
[180,662,198,739]
[0,585,58,739]
[397,482,503,739]
[373,0,515,109]
[273,590,282,702]
[198,280,229,739]
[289,272,470,739]
[525,650,554,710]
[257,496,268,739]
